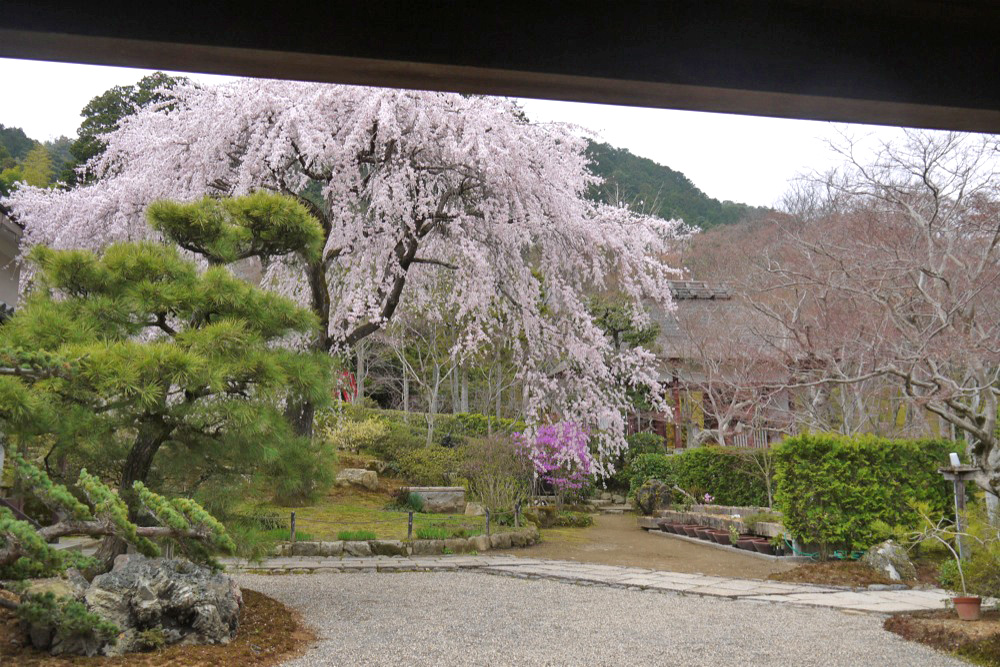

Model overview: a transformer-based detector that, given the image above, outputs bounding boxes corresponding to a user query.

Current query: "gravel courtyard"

[237,572,964,666]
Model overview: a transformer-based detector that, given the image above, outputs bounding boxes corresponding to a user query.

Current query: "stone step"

[601,504,633,514]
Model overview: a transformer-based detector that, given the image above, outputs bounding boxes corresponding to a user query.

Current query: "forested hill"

[3,113,763,231]
[586,141,766,229]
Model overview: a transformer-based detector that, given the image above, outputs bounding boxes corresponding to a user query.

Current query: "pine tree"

[0,192,332,566]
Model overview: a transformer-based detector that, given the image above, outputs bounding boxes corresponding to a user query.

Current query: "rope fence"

[288,502,523,543]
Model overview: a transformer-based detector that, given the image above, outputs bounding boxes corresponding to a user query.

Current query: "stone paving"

[223,554,951,614]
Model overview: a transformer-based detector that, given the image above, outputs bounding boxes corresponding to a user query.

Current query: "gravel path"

[238,572,964,666]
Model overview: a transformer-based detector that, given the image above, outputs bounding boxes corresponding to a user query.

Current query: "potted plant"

[907,508,981,621]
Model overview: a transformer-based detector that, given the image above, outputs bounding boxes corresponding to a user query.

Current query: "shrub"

[460,436,532,513]
[515,422,595,500]
[626,432,667,462]
[671,447,770,507]
[397,446,461,486]
[450,413,526,437]
[553,511,594,527]
[266,436,336,506]
[337,530,377,541]
[633,479,673,515]
[388,489,426,513]
[627,453,674,496]
[323,418,389,453]
[774,434,953,556]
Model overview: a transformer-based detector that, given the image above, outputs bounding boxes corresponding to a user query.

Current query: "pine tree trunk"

[285,398,315,438]
[91,418,173,576]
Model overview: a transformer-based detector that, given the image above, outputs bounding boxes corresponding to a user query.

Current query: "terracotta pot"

[707,531,724,543]
[695,528,713,540]
[656,520,673,533]
[682,525,701,537]
[752,539,775,555]
[953,596,982,621]
[714,532,732,546]
[736,537,758,551]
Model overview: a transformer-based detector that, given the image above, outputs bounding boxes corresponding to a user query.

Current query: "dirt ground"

[508,513,799,579]
[885,609,1000,666]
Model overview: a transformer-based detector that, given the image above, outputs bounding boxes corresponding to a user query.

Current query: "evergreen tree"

[20,145,53,188]
[0,192,331,566]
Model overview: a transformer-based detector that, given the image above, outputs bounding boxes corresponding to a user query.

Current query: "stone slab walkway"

[222,555,950,614]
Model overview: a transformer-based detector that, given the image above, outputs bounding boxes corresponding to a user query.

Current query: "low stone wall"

[687,503,781,517]
[404,486,466,513]
[642,511,784,538]
[277,525,539,558]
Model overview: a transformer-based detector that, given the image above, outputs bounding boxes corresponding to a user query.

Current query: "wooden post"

[290,511,297,544]
[954,477,968,560]
[485,508,491,537]
[408,511,414,540]
[672,376,683,450]
[939,465,978,560]
[514,502,520,529]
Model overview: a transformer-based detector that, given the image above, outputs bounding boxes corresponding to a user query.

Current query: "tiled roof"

[667,280,732,300]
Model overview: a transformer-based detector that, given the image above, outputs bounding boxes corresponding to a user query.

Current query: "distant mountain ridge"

[586,141,767,229]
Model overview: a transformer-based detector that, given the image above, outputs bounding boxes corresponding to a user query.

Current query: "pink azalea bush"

[515,422,595,498]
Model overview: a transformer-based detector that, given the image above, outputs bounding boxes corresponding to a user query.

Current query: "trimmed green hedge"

[627,453,674,495]
[774,434,954,555]
[671,447,771,507]
[623,446,771,506]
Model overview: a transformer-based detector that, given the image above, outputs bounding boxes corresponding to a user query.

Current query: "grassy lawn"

[260,486,517,541]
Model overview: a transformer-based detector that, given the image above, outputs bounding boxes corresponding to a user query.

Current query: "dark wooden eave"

[1,2,1000,131]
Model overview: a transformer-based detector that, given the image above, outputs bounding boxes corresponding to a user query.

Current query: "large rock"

[862,540,916,582]
[465,502,486,516]
[83,556,242,656]
[404,486,466,513]
[336,468,379,490]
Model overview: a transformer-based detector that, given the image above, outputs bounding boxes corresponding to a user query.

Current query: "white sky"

[0,57,914,207]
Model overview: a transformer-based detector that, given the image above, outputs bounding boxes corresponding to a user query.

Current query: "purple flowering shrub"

[514,422,596,502]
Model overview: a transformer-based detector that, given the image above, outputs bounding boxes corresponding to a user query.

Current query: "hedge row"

[774,434,954,554]
[625,445,771,507]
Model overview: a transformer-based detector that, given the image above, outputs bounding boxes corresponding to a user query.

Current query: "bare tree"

[753,130,1000,495]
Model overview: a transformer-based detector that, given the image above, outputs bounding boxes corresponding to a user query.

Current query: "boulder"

[23,571,88,600]
[489,532,512,549]
[862,540,916,582]
[612,494,626,505]
[411,539,445,555]
[371,540,408,557]
[342,540,373,557]
[465,502,486,516]
[288,541,343,557]
[444,538,469,553]
[81,556,241,656]
[469,535,491,552]
[336,468,379,490]
[404,486,466,513]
